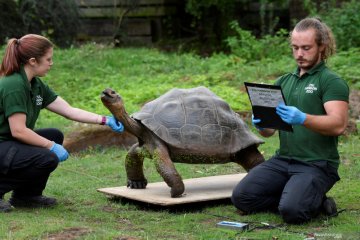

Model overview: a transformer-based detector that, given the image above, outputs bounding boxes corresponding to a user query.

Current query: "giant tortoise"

[101,86,264,197]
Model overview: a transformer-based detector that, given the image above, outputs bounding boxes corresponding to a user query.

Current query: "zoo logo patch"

[304,83,318,94]
[35,95,43,106]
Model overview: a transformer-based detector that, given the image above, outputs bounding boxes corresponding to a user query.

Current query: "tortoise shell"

[132,86,263,154]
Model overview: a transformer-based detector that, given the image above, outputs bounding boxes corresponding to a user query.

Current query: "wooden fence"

[75,0,181,44]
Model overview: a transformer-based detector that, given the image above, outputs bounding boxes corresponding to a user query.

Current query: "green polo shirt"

[275,61,349,168]
[0,67,57,142]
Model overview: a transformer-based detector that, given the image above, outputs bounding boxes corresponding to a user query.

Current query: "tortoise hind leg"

[234,145,265,171]
[126,143,148,189]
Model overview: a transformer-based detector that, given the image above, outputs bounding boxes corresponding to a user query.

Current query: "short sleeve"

[3,90,28,118]
[322,76,349,103]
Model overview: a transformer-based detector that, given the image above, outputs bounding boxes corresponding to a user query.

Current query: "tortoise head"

[101,88,142,136]
[101,88,124,111]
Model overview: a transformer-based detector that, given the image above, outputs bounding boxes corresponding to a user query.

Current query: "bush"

[0,0,25,44]
[18,0,80,48]
[319,0,360,50]
[225,21,290,62]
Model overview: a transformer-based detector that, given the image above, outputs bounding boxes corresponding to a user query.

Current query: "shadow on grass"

[108,196,233,213]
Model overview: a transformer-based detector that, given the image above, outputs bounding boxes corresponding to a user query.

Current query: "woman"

[0,34,124,212]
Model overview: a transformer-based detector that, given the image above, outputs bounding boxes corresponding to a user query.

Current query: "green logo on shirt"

[305,84,317,94]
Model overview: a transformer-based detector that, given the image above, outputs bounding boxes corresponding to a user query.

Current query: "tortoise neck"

[117,108,142,137]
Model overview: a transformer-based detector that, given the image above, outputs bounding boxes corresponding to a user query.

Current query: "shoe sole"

[9,199,57,208]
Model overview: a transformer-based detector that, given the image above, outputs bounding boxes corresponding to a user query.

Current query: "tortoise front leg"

[152,143,184,198]
[126,143,148,189]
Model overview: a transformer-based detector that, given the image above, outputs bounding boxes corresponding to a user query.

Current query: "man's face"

[291,29,324,71]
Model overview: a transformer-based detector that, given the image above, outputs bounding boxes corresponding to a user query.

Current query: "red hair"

[0,34,53,76]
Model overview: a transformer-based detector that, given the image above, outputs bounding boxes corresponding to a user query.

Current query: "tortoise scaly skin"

[101,87,264,198]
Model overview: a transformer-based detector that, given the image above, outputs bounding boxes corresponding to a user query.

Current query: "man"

[231,17,349,224]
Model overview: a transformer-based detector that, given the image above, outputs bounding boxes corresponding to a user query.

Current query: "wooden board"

[97,173,246,206]
[78,18,152,36]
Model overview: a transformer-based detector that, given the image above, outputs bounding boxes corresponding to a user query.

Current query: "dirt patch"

[343,90,359,135]
[44,227,91,240]
[349,89,360,120]
[63,123,137,153]
[114,237,140,240]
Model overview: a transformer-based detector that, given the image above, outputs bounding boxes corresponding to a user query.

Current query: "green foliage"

[257,0,290,36]
[319,0,360,51]
[328,48,360,88]
[0,0,25,44]
[185,0,236,18]
[225,21,290,62]
[18,0,80,48]
[302,0,360,51]
[182,0,291,55]
[302,0,339,16]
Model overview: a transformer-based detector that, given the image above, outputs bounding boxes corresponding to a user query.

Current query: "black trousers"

[0,128,63,197]
[231,156,340,224]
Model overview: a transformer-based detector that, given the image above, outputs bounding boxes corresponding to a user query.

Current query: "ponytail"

[0,39,20,76]
[0,34,53,77]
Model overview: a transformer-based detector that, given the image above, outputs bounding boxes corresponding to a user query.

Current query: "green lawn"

[0,45,359,239]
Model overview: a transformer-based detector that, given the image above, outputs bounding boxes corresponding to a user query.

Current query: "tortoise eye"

[111,91,115,94]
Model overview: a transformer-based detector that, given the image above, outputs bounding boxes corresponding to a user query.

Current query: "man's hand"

[50,142,69,162]
[276,103,306,125]
[106,116,124,133]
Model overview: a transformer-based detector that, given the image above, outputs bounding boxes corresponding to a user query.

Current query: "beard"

[296,52,322,71]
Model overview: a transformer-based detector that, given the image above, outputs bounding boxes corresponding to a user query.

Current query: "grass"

[0,44,359,239]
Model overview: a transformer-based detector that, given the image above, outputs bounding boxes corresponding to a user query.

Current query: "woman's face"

[32,47,54,77]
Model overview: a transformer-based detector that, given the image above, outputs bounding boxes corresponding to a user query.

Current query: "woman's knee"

[35,128,64,144]
[35,151,59,172]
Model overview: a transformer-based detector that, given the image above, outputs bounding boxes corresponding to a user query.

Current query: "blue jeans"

[231,156,339,224]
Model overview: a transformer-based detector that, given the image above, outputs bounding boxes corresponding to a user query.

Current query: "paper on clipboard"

[244,82,293,132]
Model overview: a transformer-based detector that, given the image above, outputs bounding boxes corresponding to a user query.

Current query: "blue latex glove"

[252,114,264,131]
[50,142,69,162]
[276,103,306,125]
[106,116,124,133]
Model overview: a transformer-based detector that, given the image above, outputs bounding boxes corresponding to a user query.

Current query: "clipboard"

[244,82,293,132]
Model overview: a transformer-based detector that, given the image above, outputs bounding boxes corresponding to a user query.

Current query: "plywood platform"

[97,173,246,206]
